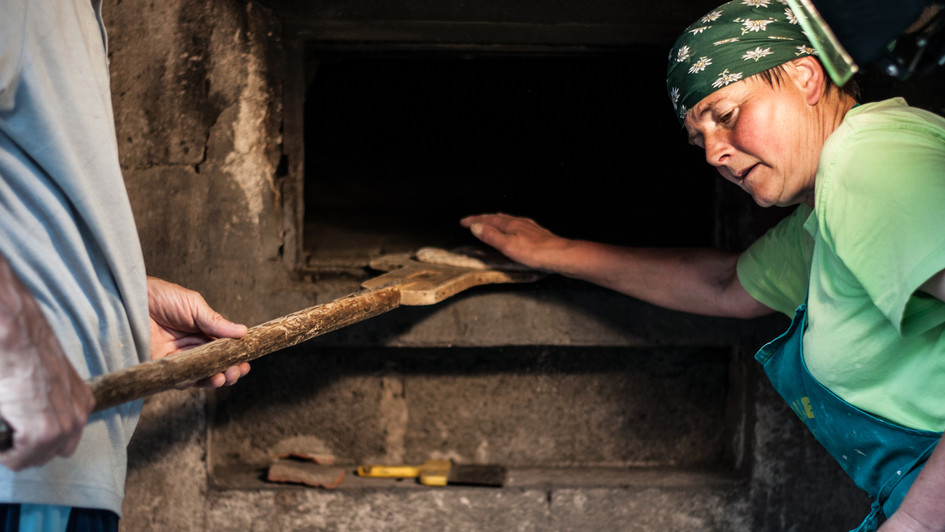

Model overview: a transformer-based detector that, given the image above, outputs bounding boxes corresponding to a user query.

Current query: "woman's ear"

[789,56,827,106]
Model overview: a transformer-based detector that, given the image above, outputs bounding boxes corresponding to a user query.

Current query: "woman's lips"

[736,164,758,181]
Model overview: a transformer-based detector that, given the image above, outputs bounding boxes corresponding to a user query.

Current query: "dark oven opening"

[300,49,715,270]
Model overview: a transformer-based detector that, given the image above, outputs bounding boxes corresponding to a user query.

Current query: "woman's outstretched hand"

[460,213,570,272]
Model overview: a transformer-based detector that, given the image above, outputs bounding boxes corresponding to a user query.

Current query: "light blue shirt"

[0,0,150,515]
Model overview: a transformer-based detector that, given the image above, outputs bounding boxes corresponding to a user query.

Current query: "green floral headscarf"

[666,0,818,124]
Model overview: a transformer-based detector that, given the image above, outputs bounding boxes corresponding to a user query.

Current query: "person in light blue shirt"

[0,1,250,529]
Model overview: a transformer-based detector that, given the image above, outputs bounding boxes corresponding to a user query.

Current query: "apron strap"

[849,502,882,532]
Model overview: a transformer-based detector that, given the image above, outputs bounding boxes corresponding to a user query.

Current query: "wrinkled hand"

[0,258,94,471]
[460,213,571,271]
[147,277,249,388]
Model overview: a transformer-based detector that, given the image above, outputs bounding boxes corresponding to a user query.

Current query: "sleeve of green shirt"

[736,205,815,318]
[816,106,945,336]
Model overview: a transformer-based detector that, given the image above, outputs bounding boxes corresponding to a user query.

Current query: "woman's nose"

[703,131,730,167]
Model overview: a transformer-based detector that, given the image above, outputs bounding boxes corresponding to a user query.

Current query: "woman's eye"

[718,110,736,125]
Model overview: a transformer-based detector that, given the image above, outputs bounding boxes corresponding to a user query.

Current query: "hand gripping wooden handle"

[0,253,542,452]
[0,286,401,453]
[92,285,403,413]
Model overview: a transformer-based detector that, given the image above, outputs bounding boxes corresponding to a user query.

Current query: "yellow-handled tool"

[357,459,506,487]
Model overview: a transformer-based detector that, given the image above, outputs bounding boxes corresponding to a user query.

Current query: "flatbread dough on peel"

[415,246,532,271]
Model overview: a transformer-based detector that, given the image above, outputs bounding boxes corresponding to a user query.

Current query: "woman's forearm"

[462,213,772,319]
[548,239,771,319]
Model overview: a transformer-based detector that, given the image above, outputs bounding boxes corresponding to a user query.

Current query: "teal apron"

[755,303,942,531]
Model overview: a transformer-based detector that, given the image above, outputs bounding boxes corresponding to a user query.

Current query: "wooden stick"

[0,253,542,452]
[92,285,401,412]
[0,287,400,452]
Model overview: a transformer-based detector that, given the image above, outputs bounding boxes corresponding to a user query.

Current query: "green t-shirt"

[737,98,945,432]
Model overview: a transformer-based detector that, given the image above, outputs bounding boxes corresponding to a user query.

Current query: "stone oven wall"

[101,0,943,529]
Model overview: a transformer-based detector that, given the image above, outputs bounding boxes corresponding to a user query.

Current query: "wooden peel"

[0,249,541,452]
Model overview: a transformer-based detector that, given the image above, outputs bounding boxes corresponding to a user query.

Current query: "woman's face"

[683,71,822,208]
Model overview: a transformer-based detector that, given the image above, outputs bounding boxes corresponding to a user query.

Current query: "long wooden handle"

[0,254,543,453]
[92,285,402,412]
[0,286,401,452]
